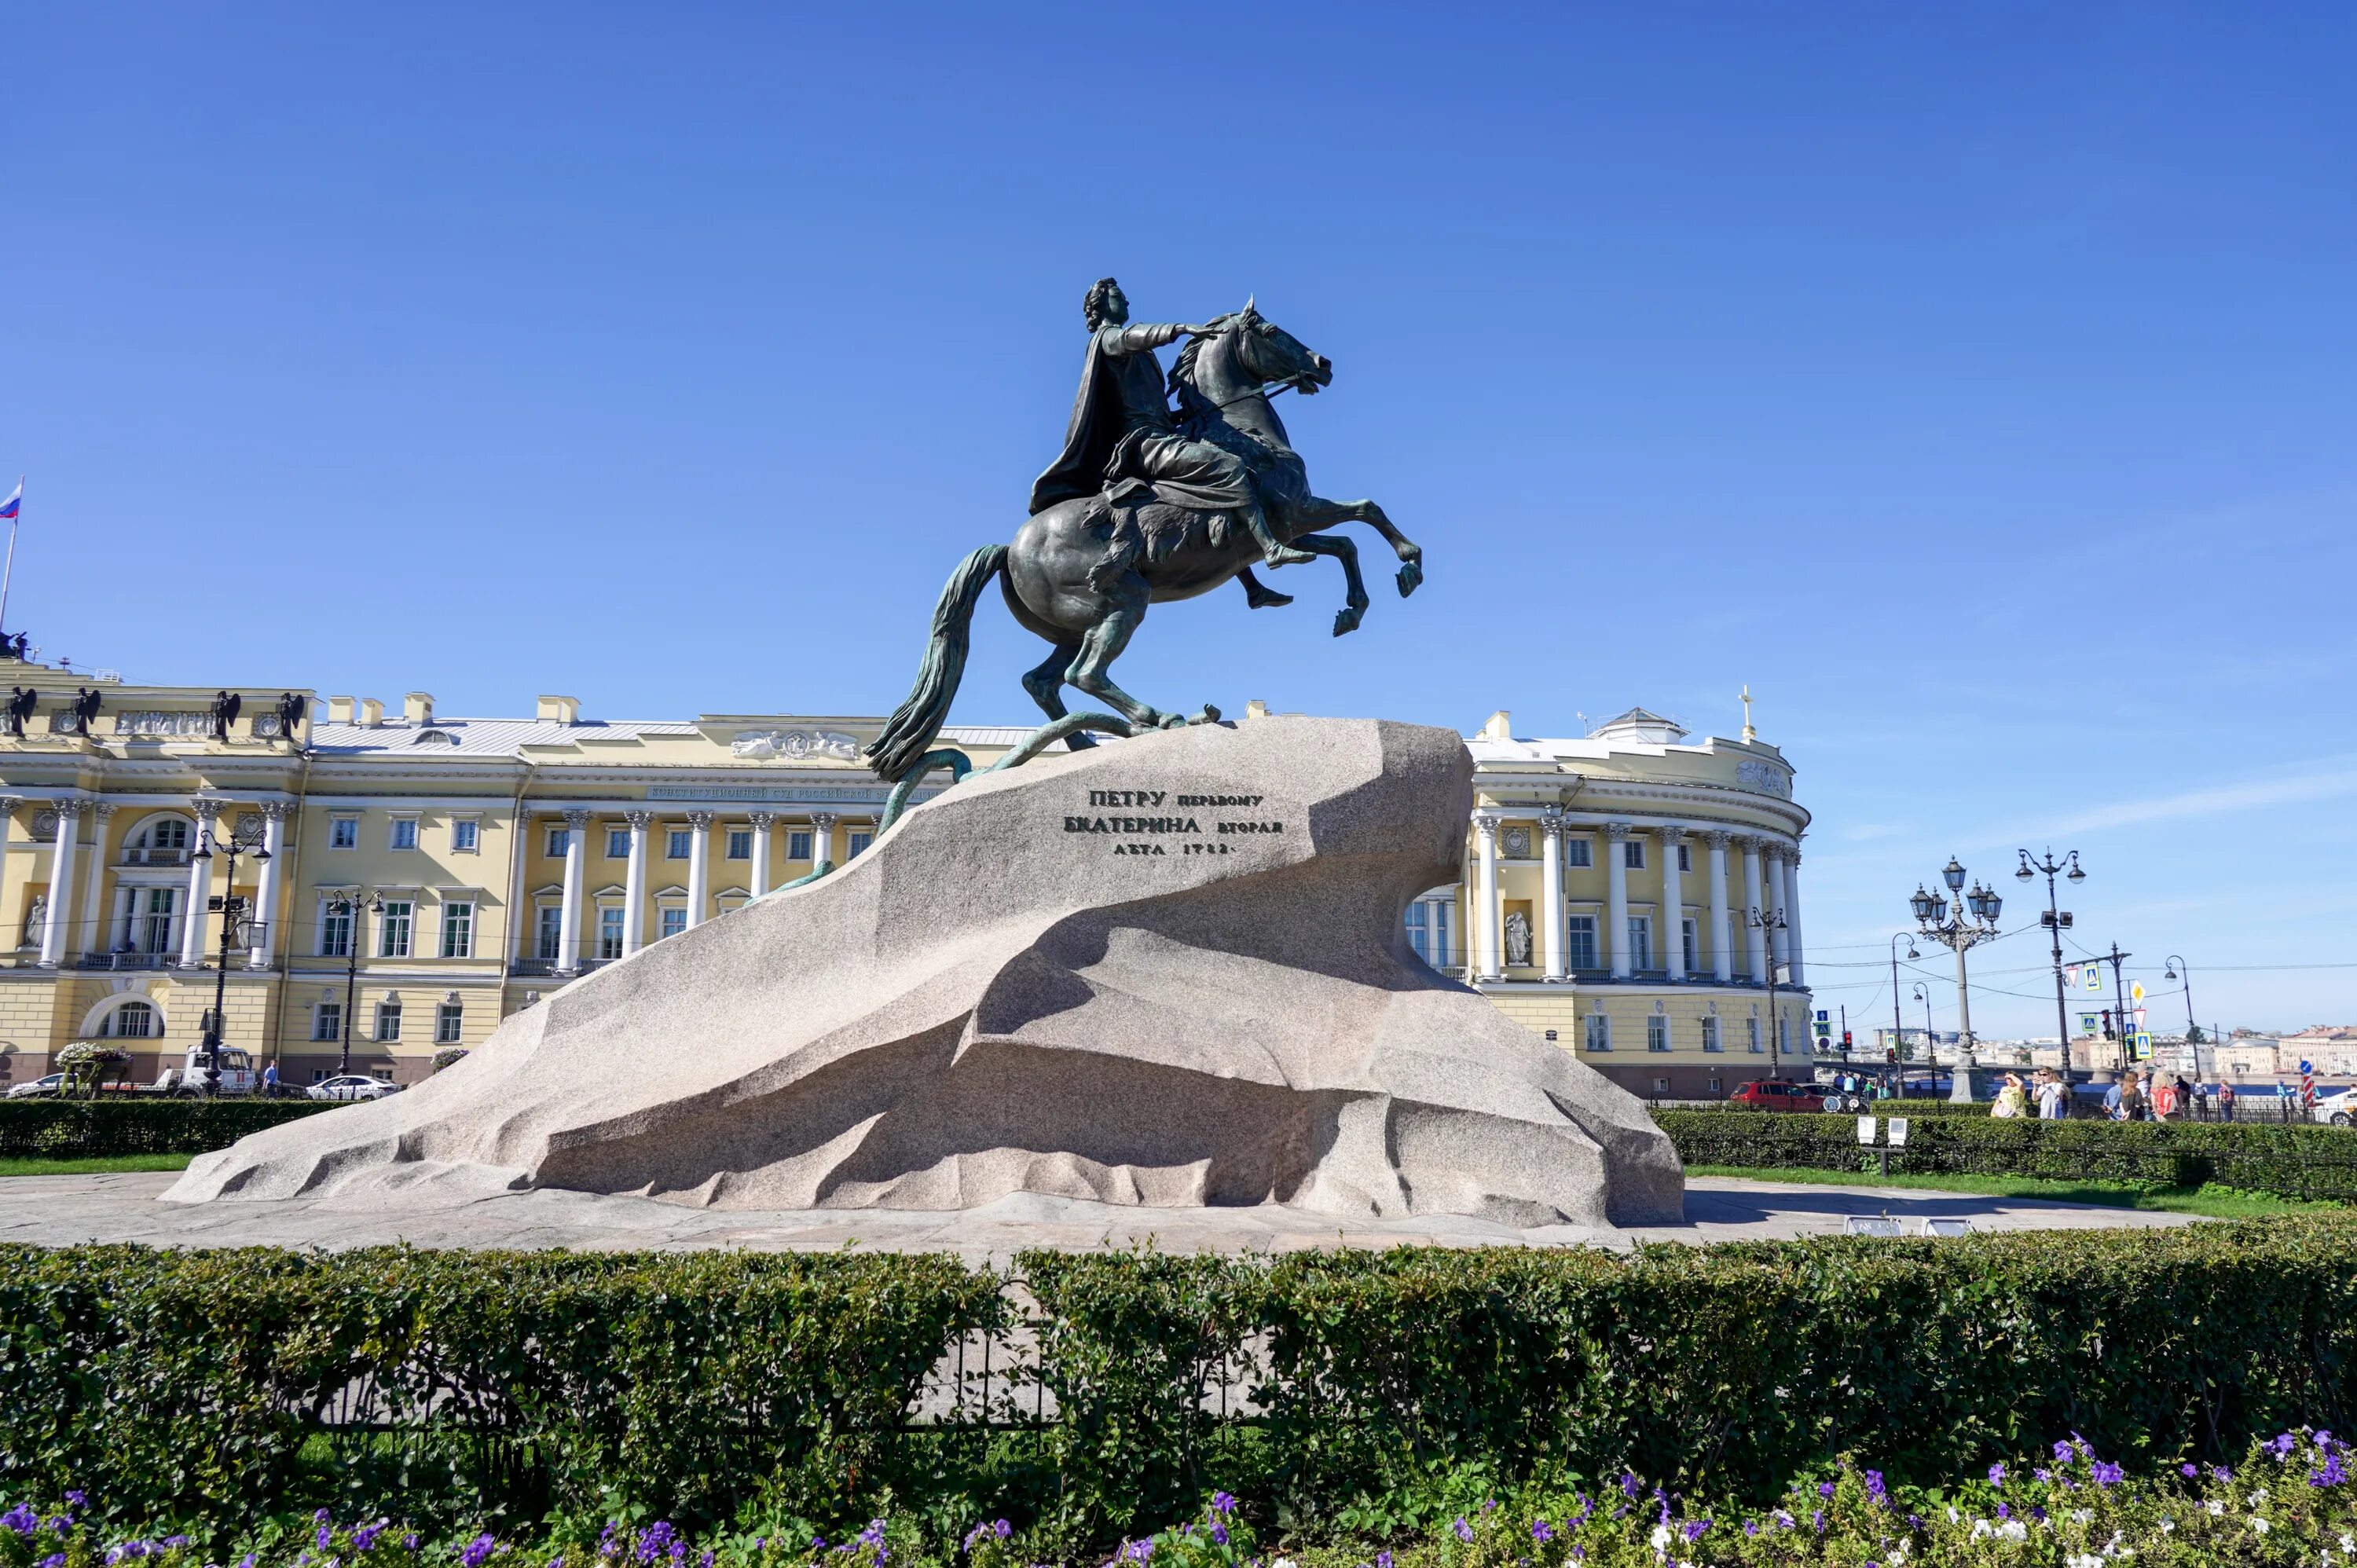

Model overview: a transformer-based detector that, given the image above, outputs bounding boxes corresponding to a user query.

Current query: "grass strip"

[0,1152,196,1176]
[1686,1162,2333,1217]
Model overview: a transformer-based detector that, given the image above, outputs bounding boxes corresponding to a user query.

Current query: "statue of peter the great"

[1028,277,1312,570]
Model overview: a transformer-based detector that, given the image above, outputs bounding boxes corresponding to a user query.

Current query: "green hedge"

[0,1097,336,1158]
[1659,1107,2357,1200]
[7,1220,2357,1543]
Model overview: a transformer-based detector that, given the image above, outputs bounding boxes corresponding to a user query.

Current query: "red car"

[1728,1079,1831,1112]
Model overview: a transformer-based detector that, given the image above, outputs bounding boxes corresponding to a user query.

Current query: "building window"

[545,826,571,858]
[388,818,419,852]
[313,1001,343,1043]
[1585,1013,1611,1051]
[126,817,191,864]
[848,830,874,858]
[321,900,354,958]
[659,907,687,940]
[598,907,625,959]
[1681,918,1699,973]
[1703,1015,1722,1053]
[1565,914,1598,971]
[100,999,156,1039]
[1403,902,1429,961]
[441,901,474,959]
[451,820,479,854]
[378,901,412,958]
[726,829,752,860]
[785,830,811,860]
[1652,1076,1671,1096]
[536,906,564,962]
[1648,1013,1670,1052]
[375,999,402,1042]
[1563,838,1593,868]
[1677,843,1692,872]
[607,827,630,858]
[1747,1016,1763,1053]
[329,817,358,850]
[1779,1016,1791,1053]
[1623,839,1646,870]
[666,829,692,859]
[1628,915,1653,970]
[1406,901,1454,966]
[434,1002,464,1044]
[132,888,177,954]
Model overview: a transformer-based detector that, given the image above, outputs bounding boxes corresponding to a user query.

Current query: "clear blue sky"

[4,4,2352,1037]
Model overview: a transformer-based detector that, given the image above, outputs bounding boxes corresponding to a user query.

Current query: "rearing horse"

[867,303,1423,783]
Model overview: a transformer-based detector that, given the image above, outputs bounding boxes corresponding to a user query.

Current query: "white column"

[555,809,588,973]
[178,798,221,967]
[79,803,115,960]
[1538,810,1567,982]
[247,802,288,967]
[810,811,838,869]
[684,811,714,927]
[39,800,84,968]
[1739,835,1768,982]
[1659,826,1686,981]
[1765,846,1791,971]
[621,810,651,954]
[1472,815,1501,980]
[0,799,15,949]
[747,811,775,898]
[1705,830,1733,981]
[1604,822,1631,980]
[1783,848,1806,987]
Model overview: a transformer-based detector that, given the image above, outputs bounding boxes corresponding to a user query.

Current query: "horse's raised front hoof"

[1191,705,1222,726]
[1332,608,1364,638]
[1397,560,1424,597]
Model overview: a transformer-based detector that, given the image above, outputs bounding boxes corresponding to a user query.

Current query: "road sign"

[2084,969,2102,991]
[2301,1059,2315,1076]
[2133,1031,2153,1059]
[2131,981,2146,1003]
[2079,1013,2099,1036]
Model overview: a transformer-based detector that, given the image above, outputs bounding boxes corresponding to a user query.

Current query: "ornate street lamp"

[1749,904,1790,1077]
[332,891,387,1079]
[194,814,272,1095]
[1888,932,1919,1095]
[2018,848,2085,1087]
[1911,856,2003,1102]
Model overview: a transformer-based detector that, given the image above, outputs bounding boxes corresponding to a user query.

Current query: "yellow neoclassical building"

[0,664,1813,1097]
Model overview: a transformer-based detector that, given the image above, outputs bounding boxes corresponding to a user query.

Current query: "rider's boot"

[1238,569,1294,610]
[1247,507,1314,568]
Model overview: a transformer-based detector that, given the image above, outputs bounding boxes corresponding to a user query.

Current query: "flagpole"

[0,476,20,640]
[0,483,20,641]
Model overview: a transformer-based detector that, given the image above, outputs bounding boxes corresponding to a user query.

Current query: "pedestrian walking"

[2035,1069,2066,1119]
[262,1061,279,1099]
[2220,1080,2238,1122]
[2151,1073,2181,1121]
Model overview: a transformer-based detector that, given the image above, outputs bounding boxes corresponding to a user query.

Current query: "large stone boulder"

[170,718,1682,1226]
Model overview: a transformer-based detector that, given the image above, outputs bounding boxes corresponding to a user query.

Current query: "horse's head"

[1227,296,1332,394]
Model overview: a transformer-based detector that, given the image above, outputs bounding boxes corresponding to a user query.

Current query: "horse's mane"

[1167,313,1237,416]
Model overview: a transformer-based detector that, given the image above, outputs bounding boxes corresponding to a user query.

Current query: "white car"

[5,1073,64,1099]
[2308,1092,2354,1127]
[307,1074,400,1102]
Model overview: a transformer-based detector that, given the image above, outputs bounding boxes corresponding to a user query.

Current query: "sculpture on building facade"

[867,284,1426,784]
[1504,909,1533,969]
[3,687,34,738]
[209,691,243,742]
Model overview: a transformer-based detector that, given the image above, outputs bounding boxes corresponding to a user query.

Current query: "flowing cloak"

[1028,326,1257,518]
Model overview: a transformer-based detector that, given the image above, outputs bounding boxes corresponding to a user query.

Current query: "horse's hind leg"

[1021,639,1094,750]
[1065,586,1186,732]
[1290,531,1371,637]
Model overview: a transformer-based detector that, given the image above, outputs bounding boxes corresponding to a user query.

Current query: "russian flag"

[0,482,18,520]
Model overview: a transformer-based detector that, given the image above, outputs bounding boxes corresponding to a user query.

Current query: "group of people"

[1989,1067,2235,1121]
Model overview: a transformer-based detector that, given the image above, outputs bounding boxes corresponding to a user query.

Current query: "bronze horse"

[868,303,1421,782]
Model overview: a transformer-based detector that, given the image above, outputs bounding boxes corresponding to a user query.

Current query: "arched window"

[125,815,193,866]
[98,999,156,1039]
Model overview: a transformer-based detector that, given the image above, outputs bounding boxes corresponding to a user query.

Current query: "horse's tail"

[866,544,1009,783]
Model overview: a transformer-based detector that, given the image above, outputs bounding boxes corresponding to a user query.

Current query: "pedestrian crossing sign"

[2085,969,2102,991]
[2132,1031,2153,1059]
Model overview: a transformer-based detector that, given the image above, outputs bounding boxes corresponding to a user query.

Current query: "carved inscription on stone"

[1063,788,1288,857]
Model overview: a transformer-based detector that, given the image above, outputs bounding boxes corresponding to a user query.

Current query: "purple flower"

[1209,1526,1227,1548]
[318,1527,334,1551]
[1772,1510,1794,1530]
[1818,1481,1836,1499]
[2053,1441,2073,1463]
[2179,1462,2198,1478]
[41,1556,66,1568]
[2031,1505,2047,1522]
[2311,1453,2348,1488]
[2,1507,38,1538]
[1995,1503,2010,1519]
[699,1554,713,1568]
[2092,1462,2123,1487]
[1988,1463,2006,1487]
[1376,1554,1391,1568]
[1865,1469,1886,1503]
[2273,1432,2300,1459]
[1811,1509,1825,1534]
[2033,1468,2051,1483]
[1528,1522,1551,1544]
[460,1536,497,1568]
[1450,1519,1472,1544]
[1211,1494,1235,1518]
[2210,1467,2232,1483]
[64,1495,86,1510]
[401,1541,419,1555]
[1743,1521,1759,1537]
[1906,1515,1922,1530]
[1681,1520,1708,1544]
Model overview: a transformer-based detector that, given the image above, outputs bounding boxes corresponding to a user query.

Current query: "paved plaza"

[0,1172,2199,1260]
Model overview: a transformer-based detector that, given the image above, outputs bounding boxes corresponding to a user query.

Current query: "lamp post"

[2015,848,2085,1082]
[1913,982,1934,1064]
[1749,903,1789,1077]
[1910,856,2003,1102]
[194,813,273,1095]
[1889,931,1919,1096]
[333,892,386,1078]
[2165,954,2196,1046]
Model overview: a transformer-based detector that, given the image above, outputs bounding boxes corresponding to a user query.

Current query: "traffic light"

[1885,1047,1897,1064]
[2100,1009,2116,1040]
[1842,1031,1853,1048]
